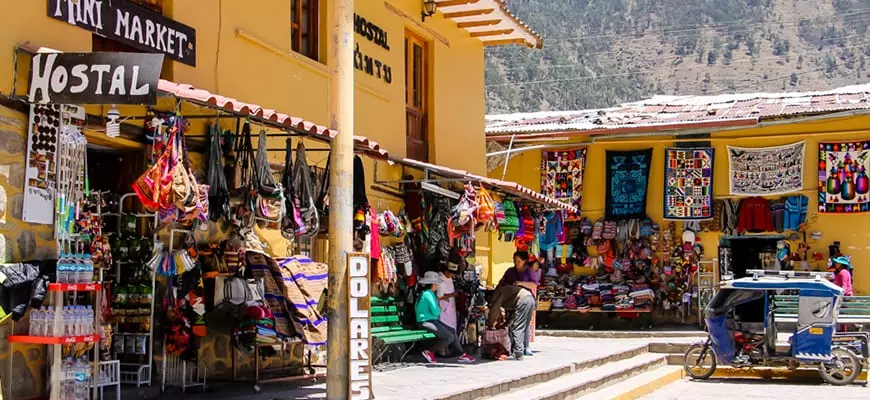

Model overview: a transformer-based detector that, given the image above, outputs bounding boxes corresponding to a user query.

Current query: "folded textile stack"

[629,288,655,308]
[615,294,634,310]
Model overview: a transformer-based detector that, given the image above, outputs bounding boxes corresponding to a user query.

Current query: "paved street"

[642,379,870,400]
[154,336,692,400]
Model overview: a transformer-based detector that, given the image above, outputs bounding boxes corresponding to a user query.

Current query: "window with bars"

[291,0,320,61]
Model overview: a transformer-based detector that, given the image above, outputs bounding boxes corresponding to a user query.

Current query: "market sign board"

[47,0,196,66]
[348,253,373,400]
[28,52,163,105]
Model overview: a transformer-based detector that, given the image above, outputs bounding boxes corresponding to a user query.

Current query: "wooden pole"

[326,0,355,399]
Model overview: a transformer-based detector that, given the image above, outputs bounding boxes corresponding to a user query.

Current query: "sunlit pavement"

[641,379,870,399]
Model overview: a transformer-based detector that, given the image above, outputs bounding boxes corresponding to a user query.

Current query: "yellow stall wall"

[490,114,870,295]
[0,1,494,396]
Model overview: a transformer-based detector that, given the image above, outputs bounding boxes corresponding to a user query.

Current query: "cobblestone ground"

[642,379,870,400]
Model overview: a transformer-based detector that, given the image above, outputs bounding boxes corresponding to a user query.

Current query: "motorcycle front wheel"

[819,347,862,386]
[683,343,717,379]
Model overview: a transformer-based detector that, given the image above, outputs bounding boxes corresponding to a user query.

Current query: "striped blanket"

[246,251,294,338]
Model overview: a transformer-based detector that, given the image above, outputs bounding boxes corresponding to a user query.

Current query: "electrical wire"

[485,39,870,88]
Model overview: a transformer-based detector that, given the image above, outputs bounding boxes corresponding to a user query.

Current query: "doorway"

[719,236,781,279]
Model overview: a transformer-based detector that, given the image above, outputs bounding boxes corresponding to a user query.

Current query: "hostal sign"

[28,52,163,105]
[354,14,392,84]
[348,253,373,400]
[47,0,196,66]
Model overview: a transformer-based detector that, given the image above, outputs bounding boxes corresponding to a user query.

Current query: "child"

[416,271,475,364]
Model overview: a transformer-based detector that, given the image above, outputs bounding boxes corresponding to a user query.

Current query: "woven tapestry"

[605,149,652,220]
[727,141,805,196]
[663,147,715,220]
[541,148,587,209]
[818,140,870,213]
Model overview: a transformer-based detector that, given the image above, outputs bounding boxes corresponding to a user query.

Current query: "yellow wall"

[491,114,870,295]
[0,0,487,174]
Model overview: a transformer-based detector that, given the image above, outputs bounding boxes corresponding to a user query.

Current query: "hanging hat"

[419,271,443,285]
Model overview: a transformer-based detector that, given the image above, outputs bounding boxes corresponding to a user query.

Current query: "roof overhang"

[436,0,543,48]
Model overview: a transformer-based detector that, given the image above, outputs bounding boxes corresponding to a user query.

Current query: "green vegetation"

[486,0,870,113]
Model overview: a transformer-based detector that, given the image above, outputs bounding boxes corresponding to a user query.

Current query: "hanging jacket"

[0,261,53,321]
[784,195,808,231]
[737,197,773,233]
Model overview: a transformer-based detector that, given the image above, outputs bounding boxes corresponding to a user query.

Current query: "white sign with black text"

[348,253,373,399]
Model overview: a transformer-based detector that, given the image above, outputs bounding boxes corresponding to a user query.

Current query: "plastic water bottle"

[74,358,87,400]
[29,308,42,336]
[85,306,94,334]
[72,254,83,284]
[62,357,75,400]
[83,254,94,283]
[44,307,55,336]
[56,253,67,284]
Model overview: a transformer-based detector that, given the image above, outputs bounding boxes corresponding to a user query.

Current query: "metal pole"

[326,0,354,399]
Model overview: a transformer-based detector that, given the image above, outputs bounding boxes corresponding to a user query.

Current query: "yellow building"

[0,1,542,397]
[486,85,870,296]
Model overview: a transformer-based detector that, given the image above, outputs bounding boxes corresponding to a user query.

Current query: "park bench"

[774,295,870,329]
[371,296,435,362]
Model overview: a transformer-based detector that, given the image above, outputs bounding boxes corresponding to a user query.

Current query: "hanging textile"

[727,141,805,196]
[818,140,870,213]
[541,148,587,209]
[254,129,284,223]
[246,251,295,338]
[605,149,653,220]
[663,147,714,220]
[276,256,328,345]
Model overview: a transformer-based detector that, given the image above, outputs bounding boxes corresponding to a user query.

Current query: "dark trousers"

[420,319,464,356]
[509,295,536,357]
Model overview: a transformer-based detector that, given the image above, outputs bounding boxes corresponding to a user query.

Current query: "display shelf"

[8,334,100,344]
[48,283,102,292]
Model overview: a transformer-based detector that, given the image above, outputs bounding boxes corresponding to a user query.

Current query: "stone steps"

[485,353,669,400]
[576,365,684,400]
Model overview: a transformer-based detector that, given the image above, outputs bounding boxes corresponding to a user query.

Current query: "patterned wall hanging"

[818,140,870,213]
[663,147,715,220]
[541,148,587,209]
[605,149,653,220]
[727,141,805,196]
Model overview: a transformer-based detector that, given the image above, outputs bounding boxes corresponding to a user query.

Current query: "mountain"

[485,0,870,113]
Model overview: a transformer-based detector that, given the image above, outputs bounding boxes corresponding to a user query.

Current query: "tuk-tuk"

[684,270,868,385]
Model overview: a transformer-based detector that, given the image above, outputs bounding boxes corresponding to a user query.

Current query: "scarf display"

[727,141,805,196]
[541,148,587,209]
[605,149,653,220]
[818,140,870,213]
[663,147,714,220]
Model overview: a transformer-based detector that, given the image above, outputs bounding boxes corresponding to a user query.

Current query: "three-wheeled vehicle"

[684,270,868,385]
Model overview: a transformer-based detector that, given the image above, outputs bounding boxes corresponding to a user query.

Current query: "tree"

[789,72,799,86]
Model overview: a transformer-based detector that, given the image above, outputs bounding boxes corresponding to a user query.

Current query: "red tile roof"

[158,80,389,158]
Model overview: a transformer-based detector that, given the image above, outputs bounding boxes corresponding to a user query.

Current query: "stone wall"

[0,104,55,399]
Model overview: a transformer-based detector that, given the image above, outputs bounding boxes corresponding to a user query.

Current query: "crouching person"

[487,283,536,360]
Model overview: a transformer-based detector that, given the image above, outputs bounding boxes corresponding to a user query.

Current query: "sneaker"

[457,353,476,364]
[512,353,524,361]
[523,350,534,356]
[422,350,437,364]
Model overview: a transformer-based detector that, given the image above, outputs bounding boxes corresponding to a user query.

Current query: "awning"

[12,43,391,160]
[157,80,390,159]
[390,157,577,213]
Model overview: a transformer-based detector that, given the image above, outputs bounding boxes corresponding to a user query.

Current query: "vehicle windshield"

[705,288,765,319]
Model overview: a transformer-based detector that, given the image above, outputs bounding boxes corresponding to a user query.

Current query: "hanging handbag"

[213,275,264,309]
[315,153,330,232]
[253,130,285,223]
[292,142,320,237]
[207,124,230,222]
[280,138,304,239]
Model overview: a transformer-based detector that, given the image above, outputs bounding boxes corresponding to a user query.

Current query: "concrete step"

[486,353,668,400]
[539,330,706,339]
[435,345,651,400]
[575,365,684,400]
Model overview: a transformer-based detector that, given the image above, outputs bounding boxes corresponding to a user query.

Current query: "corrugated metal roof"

[486,83,870,137]
[394,157,577,213]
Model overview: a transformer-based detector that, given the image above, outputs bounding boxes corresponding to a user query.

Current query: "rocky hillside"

[486,0,870,113]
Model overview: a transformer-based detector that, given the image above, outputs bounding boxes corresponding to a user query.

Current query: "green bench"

[371,296,436,362]
[774,295,870,328]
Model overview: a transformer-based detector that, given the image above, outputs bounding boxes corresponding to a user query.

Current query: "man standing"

[487,284,536,360]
